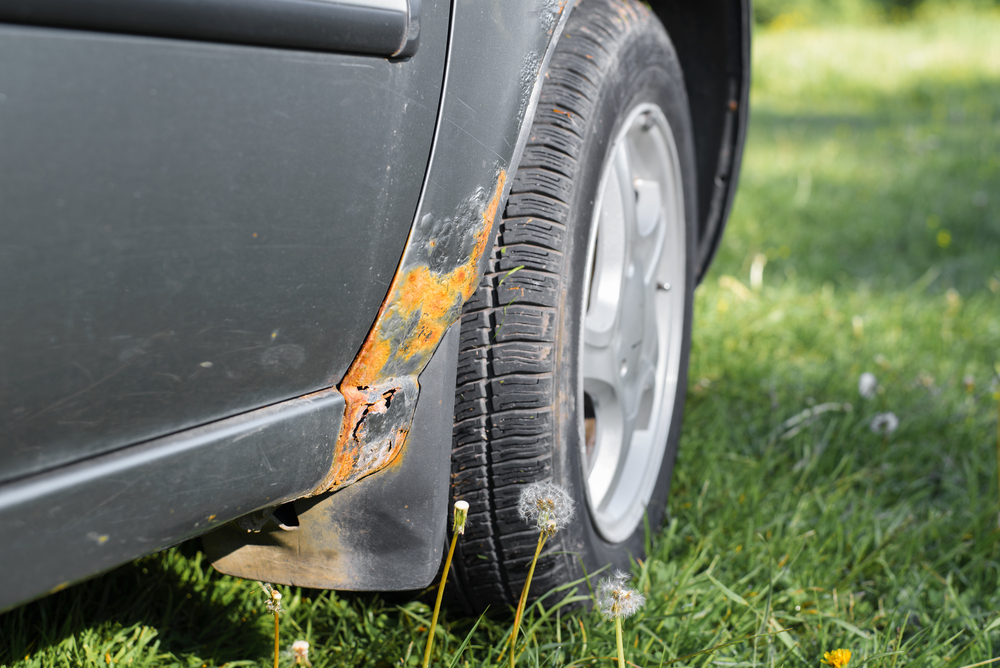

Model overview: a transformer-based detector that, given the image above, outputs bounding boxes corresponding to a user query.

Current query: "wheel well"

[646,0,751,282]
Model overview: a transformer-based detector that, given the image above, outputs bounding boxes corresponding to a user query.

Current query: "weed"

[422,501,468,668]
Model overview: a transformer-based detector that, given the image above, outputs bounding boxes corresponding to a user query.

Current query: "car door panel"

[0,0,447,482]
[0,0,419,57]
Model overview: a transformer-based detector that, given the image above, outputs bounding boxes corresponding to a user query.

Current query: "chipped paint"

[517,51,542,122]
[311,170,507,494]
[540,0,567,31]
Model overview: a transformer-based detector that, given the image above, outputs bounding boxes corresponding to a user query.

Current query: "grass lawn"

[3,8,1000,668]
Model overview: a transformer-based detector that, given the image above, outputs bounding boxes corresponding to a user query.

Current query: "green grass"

[4,9,1000,668]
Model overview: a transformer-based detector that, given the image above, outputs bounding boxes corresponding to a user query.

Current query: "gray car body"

[0,0,749,612]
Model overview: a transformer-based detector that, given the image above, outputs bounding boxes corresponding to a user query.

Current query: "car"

[0,0,749,613]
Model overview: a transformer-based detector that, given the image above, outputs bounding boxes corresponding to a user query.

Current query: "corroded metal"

[313,171,506,493]
[204,324,460,591]
[303,0,580,499]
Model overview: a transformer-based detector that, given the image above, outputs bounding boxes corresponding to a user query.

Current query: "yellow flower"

[823,649,851,668]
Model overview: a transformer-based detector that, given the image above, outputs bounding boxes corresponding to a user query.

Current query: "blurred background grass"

[754,0,1000,26]
[2,3,1000,666]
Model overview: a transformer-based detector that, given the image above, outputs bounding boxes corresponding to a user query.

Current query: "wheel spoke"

[633,178,662,238]
[626,131,666,287]
[583,338,626,506]
[614,141,638,242]
[585,151,628,348]
[583,338,624,395]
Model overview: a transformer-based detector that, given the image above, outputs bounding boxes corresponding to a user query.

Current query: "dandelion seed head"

[870,412,899,435]
[858,372,877,399]
[517,481,574,536]
[596,570,645,620]
[822,648,851,668]
[291,639,312,666]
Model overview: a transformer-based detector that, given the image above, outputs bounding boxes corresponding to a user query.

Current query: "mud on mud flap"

[203,324,459,590]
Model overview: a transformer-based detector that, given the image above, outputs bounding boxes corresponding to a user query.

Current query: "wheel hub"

[580,103,686,543]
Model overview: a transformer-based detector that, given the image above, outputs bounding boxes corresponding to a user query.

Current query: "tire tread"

[450,0,659,611]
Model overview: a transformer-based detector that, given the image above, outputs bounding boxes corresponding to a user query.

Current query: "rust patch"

[311,171,507,495]
[346,170,505,386]
[320,380,417,490]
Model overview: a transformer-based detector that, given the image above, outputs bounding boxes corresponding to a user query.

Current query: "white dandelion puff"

[510,482,574,668]
[870,412,899,435]
[517,481,574,536]
[291,640,312,667]
[596,570,645,620]
[858,372,877,399]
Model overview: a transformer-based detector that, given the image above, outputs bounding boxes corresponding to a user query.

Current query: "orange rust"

[318,171,507,493]
[325,384,409,486]
[329,386,377,483]
[340,170,505,388]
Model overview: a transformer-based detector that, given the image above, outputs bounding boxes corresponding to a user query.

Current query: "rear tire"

[450,0,697,611]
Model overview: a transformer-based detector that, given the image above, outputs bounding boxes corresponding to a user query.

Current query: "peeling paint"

[311,170,507,494]
[322,378,416,490]
[540,0,567,32]
[518,51,541,122]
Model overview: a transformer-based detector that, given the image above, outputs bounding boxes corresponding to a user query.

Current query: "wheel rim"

[579,103,686,543]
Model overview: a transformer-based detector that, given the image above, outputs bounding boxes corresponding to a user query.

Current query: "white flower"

[858,372,877,399]
[596,571,645,620]
[453,500,470,535]
[517,481,574,536]
[258,581,282,613]
[870,412,899,435]
[291,639,312,667]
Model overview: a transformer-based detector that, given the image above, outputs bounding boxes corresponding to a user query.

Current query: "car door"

[0,0,448,481]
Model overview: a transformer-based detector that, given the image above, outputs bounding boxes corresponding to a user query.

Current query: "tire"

[449,0,697,612]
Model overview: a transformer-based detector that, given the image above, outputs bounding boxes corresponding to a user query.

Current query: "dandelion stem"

[423,529,459,668]
[995,391,1000,528]
[615,617,625,668]
[510,531,547,668]
[273,611,280,668]
[954,657,1000,668]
